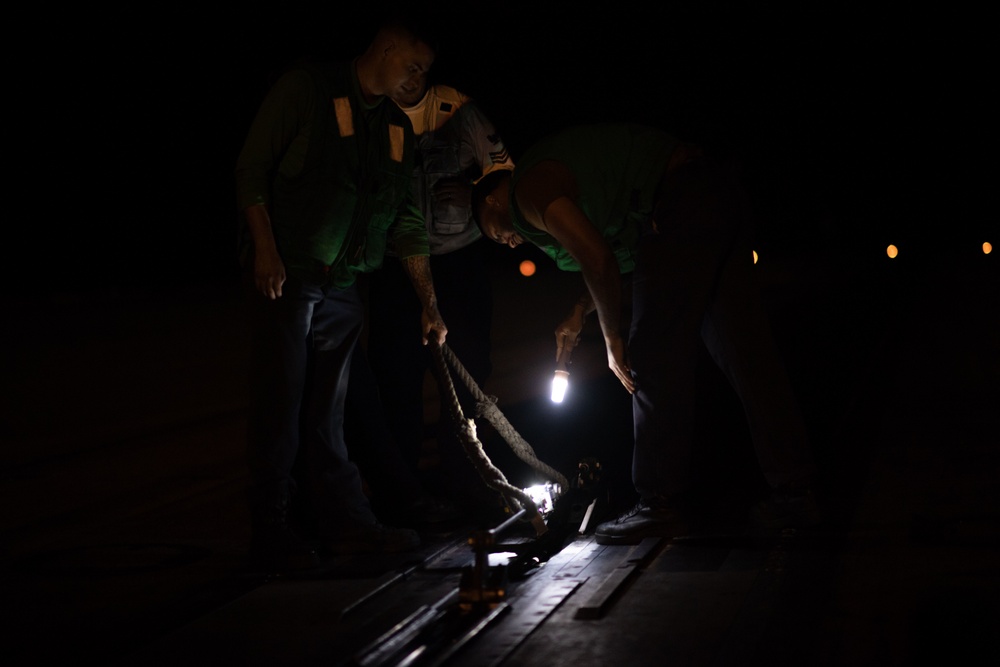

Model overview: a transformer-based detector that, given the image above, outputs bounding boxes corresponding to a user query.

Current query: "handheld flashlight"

[550,346,572,403]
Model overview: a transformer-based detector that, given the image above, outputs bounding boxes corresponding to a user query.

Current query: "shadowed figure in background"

[361,71,515,522]
[472,122,821,544]
[339,343,465,529]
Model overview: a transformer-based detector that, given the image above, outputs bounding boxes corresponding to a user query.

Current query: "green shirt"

[235,60,428,287]
[509,123,678,274]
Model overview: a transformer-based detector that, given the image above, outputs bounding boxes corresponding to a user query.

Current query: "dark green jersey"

[509,123,677,273]
[235,60,427,287]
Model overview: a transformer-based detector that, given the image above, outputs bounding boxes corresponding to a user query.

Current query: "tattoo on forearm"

[402,256,437,309]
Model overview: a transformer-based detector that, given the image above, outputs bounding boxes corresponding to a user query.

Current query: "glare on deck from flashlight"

[522,482,560,516]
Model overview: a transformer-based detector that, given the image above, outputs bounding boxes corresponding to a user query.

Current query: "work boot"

[321,520,420,556]
[594,494,691,545]
[249,493,322,574]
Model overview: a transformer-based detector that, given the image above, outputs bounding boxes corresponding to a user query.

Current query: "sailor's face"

[481,214,523,248]
[386,40,434,104]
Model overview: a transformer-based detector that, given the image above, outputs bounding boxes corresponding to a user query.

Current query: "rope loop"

[428,341,569,516]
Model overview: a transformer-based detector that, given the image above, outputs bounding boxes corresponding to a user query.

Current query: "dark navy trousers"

[629,158,817,498]
[245,276,376,535]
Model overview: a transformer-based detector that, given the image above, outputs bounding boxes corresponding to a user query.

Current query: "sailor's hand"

[554,311,584,364]
[254,248,286,299]
[606,334,634,394]
[422,306,448,346]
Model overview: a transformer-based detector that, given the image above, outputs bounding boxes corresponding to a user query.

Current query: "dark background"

[2,7,997,665]
[9,1,981,298]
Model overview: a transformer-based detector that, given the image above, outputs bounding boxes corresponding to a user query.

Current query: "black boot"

[249,492,322,574]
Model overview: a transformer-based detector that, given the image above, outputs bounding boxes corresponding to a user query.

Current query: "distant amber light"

[887,244,898,259]
[519,260,536,277]
[984,242,993,255]
[752,250,758,264]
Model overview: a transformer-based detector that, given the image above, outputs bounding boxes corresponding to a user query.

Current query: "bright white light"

[522,482,561,516]
[551,370,569,403]
[489,551,518,566]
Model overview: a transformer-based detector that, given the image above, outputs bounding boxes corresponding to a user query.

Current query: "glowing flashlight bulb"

[551,369,570,403]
